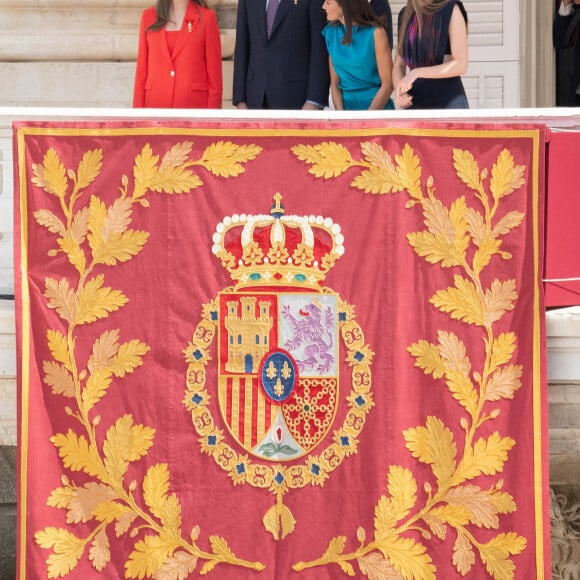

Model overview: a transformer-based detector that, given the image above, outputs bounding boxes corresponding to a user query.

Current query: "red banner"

[545,130,580,306]
[14,120,549,579]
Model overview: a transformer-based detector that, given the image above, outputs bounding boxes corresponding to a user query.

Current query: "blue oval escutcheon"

[259,349,298,403]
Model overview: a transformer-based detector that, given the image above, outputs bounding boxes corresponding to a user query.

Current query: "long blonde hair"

[396,0,454,54]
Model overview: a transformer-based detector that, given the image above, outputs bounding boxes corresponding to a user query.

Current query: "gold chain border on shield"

[183,287,375,540]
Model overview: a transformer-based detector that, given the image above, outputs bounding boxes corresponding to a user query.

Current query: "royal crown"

[211,193,344,290]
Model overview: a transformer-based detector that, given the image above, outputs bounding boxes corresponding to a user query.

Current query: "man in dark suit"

[233,0,330,109]
[232,0,393,110]
[554,0,580,106]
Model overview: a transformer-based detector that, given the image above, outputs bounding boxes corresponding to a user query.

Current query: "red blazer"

[133,3,223,108]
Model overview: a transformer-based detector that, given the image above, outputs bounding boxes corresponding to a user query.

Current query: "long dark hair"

[333,0,387,45]
[396,0,467,54]
[146,0,207,32]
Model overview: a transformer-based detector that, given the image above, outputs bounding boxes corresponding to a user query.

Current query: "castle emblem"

[184,194,374,539]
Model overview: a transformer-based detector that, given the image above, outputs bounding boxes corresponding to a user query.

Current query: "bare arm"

[368,27,393,110]
[329,57,344,110]
[393,52,412,108]
[395,5,467,95]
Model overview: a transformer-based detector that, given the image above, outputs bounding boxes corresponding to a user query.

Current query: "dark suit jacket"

[134,3,223,108]
[553,7,580,106]
[233,0,330,108]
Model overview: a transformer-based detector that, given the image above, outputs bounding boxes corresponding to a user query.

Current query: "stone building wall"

[0,0,237,109]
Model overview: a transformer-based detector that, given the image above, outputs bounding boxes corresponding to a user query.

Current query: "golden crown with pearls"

[211,194,344,290]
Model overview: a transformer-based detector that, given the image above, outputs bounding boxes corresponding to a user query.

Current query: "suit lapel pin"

[187,21,192,32]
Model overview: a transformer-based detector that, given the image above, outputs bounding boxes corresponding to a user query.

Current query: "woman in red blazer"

[133,0,223,108]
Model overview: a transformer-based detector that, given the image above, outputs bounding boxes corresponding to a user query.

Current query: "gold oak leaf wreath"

[290,141,528,580]
[32,141,265,578]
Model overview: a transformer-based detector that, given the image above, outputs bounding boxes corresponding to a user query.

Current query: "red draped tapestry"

[14,120,549,579]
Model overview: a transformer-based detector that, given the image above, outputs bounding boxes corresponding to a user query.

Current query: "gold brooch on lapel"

[187,21,192,32]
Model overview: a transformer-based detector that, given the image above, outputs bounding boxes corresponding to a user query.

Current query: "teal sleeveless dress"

[322,23,395,110]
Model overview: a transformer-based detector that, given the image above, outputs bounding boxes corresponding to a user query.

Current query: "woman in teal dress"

[322,0,394,110]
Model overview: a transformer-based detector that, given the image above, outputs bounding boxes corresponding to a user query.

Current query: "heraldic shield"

[184,194,374,539]
[218,292,339,460]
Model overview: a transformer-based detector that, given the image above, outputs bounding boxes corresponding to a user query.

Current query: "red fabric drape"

[14,120,550,579]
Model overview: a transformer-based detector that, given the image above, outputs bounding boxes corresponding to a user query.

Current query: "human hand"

[395,70,418,98]
[394,93,413,109]
[302,102,321,110]
[236,102,248,109]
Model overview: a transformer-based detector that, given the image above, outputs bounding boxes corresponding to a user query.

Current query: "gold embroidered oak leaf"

[406,231,466,268]
[87,194,108,256]
[89,527,110,572]
[378,536,436,580]
[292,142,355,178]
[31,148,68,199]
[47,485,76,511]
[92,500,133,525]
[430,275,486,326]
[452,533,475,576]
[484,279,517,325]
[387,466,417,522]
[452,433,515,486]
[492,210,525,239]
[57,234,86,275]
[75,274,128,326]
[404,416,457,487]
[93,230,150,266]
[490,488,517,516]
[81,367,113,414]
[115,509,139,537]
[159,142,193,171]
[66,482,117,524]
[102,197,133,239]
[154,164,203,193]
[358,552,404,580]
[352,142,402,194]
[422,513,447,540]
[111,339,150,378]
[395,144,422,200]
[488,332,517,374]
[45,278,77,325]
[43,360,75,398]
[446,485,502,529]
[408,340,445,379]
[103,415,155,483]
[322,536,347,559]
[210,535,236,561]
[352,165,401,195]
[143,463,182,536]
[490,149,526,201]
[51,430,108,481]
[134,144,161,200]
[125,533,181,579]
[47,329,72,369]
[444,369,478,418]
[35,527,85,579]
[153,550,198,580]
[427,504,472,528]
[453,149,481,193]
[199,141,262,177]
[71,207,90,245]
[472,237,502,276]
[88,329,119,371]
[34,209,66,236]
[465,207,487,247]
[76,149,103,192]
[479,532,526,580]
[374,496,398,540]
[485,364,523,402]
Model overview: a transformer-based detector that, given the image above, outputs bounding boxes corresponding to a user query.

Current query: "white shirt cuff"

[559,2,574,16]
